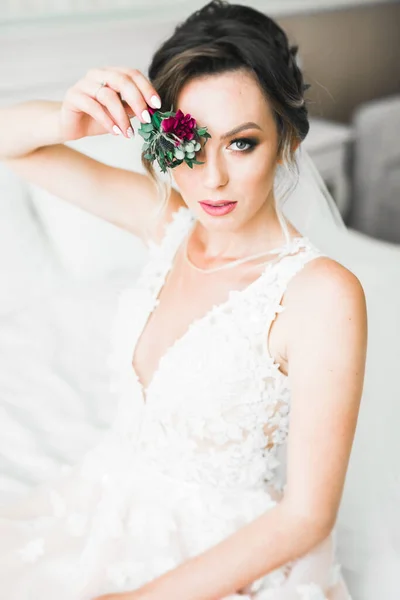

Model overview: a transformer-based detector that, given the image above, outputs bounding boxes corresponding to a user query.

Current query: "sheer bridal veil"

[279,145,400,599]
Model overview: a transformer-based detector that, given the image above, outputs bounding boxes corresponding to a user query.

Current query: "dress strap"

[260,240,328,352]
[146,206,195,261]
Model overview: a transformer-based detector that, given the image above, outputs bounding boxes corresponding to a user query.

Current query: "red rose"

[161,109,196,142]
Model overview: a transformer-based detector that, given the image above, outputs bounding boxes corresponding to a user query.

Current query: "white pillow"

[0,162,65,316]
[29,132,152,280]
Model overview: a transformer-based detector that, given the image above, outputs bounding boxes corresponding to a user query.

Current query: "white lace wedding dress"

[0,206,352,600]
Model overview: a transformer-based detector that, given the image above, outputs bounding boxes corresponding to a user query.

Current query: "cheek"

[172,167,200,195]
[235,160,274,189]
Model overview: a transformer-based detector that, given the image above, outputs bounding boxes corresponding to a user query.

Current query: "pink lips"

[198,201,237,216]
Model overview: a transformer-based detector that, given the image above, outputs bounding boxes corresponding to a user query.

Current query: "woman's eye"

[229,138,256,152]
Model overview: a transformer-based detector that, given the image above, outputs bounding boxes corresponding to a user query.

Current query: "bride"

[0,1,380,599]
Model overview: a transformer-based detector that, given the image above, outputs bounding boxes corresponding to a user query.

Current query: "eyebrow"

[219,122,262,140]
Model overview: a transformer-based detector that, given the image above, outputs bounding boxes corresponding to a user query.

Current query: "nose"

[201,148,229,189]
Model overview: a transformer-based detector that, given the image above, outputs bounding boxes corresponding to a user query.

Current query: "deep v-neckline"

[131,211,308,406]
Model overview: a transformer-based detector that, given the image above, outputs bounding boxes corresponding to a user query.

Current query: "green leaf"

[191,159,205,165]
[152,114,161,128]
[144,153,153,160]
[139,131,152,140]
[171,159,183,168]
[139,122,154,133]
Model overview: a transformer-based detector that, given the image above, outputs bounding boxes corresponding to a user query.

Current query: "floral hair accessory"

[137,105,211,173]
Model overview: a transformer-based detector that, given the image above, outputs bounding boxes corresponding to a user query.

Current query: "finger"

[83,80,135,119]
[70,90,122,136]
[82,80,133,138]
[106,66,162,110]
[87,67,160,124]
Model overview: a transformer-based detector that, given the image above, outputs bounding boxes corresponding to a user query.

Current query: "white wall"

[0,17,170,107]
[1,0,397,23]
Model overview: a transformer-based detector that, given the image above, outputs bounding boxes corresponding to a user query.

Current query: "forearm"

[0,99,64,159]
[141,502,330,600]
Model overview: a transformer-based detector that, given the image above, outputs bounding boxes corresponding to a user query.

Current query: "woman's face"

[171,69,281,232]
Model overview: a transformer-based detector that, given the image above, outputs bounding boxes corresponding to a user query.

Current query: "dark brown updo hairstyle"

[143,0,311,233]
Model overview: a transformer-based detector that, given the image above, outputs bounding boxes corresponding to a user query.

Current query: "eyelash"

[229,137,257,153]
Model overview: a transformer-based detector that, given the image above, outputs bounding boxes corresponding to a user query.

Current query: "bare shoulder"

[284,255,366,309]
[273,255,368,380]
[271,256,366,370]
[282,255,368,342]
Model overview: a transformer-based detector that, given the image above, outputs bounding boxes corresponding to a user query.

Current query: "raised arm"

[0,68,183,243]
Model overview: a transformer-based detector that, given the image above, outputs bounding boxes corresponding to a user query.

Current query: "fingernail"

[112,125,123,135]
[127,126,134,138]
[150,95,161,109]
[142,109,151,123]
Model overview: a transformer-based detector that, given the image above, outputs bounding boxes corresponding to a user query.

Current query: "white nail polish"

[150,95,161,109]
[142,109,151,123]
[112,125,123,135]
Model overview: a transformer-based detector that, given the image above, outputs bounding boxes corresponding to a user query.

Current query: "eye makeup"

[229,136,259,152]
[196,135,259,155]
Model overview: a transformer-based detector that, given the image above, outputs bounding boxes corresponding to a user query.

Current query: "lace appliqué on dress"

[4,206,351,600]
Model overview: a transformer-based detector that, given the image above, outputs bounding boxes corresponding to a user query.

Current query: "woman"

[0,2,367,599]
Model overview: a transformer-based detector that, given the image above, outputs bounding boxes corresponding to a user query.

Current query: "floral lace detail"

[107,206,327,492]
[90,205,344,596]
[5,206,351,599]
